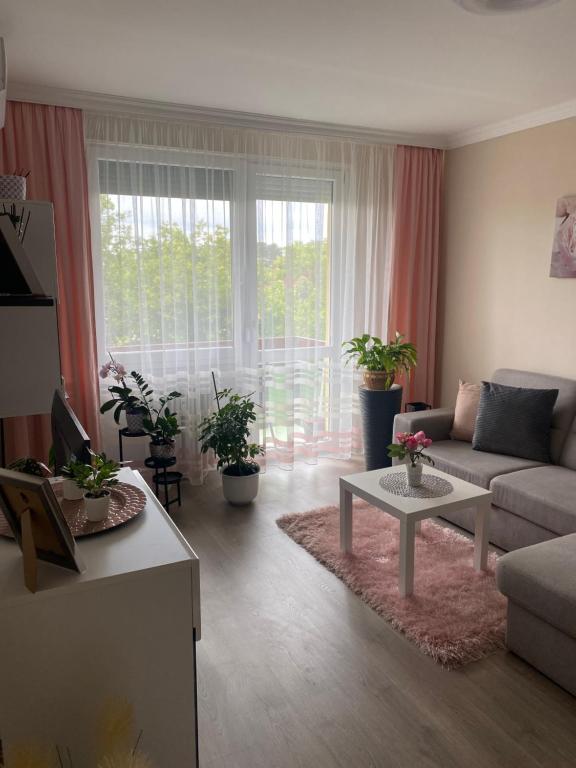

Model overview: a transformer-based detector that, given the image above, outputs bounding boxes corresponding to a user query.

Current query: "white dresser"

[0,468,200,767]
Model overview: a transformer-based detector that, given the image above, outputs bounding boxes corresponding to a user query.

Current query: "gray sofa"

[496,535,576,696]
[393,369,576,552]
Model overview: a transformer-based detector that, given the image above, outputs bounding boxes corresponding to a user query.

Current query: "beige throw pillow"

[450,380,481,442]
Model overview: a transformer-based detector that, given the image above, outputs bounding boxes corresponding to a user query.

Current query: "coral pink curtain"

[388,146,444,405]
[0,101,100,463]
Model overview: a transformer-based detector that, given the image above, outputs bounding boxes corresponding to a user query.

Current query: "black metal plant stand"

[144,456,183,511]
[118,427,148,462]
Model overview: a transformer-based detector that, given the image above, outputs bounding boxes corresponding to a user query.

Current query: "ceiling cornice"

[448,98,576,148]
[7,82,449,149]
[9,82,576,152]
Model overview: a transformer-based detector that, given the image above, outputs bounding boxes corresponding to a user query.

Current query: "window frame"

[87,143,343,373]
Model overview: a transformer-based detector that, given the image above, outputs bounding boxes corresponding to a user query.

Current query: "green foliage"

[7,457,50,477]
[100,385,147,424]
[198,388,264,475]
[342,332,417,386]
[100,195,329,349]
[60,458,91,481]
[72,452,120,498]
[130,371,183,444]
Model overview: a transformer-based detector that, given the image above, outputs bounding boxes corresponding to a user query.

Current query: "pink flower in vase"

[405,437,419,452]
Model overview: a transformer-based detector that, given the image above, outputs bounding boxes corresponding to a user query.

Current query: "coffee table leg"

[340,484,353,553]
[399,517,416,597]
[474,499,490,571]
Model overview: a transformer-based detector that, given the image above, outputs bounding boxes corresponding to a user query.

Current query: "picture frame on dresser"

[0,468,84,592]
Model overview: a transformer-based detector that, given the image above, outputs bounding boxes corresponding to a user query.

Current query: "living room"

[0,0,575,766]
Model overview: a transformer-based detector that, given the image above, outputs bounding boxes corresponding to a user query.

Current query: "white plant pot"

[406,463,423,488]
[84,491,111,522]
[62,477,84,501]
[221,467,260,505]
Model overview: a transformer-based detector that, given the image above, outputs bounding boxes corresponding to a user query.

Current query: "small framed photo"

[0,469,83,590]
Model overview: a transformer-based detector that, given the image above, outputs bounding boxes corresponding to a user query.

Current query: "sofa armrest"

[393,408,455,442]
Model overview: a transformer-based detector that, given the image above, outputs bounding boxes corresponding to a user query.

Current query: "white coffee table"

[340,466,492,597]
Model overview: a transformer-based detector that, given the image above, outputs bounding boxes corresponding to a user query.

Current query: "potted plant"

[72,452,121,522]
[342,332,417,471]
[342,332,417,391]
[7,457,50,477]
[99,355,149,433]
[198,385,264,505]
[388,431,434,487]
[60,457,91,500]
[128,372,183,460]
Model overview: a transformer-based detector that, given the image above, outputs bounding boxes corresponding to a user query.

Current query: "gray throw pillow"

[472,381,558,463]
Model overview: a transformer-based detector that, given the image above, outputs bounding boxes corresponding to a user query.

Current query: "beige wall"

[437,117,576,407]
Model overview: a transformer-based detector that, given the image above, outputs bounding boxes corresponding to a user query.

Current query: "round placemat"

[0,481,147,539]
[379,471,454,499]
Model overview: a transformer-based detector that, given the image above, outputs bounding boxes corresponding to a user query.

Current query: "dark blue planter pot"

[359,384,403,471]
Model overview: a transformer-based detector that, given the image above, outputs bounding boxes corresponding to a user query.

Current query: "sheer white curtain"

[84,113,394,482]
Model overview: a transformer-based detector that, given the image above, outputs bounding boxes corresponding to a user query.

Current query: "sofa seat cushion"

[424,440,544,489]
[491,466,576,536]
[496,534,576,639]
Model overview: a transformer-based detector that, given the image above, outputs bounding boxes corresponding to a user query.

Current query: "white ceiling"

[2,0,576,146]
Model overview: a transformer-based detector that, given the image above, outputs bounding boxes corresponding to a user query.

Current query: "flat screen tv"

[51,390,91,474]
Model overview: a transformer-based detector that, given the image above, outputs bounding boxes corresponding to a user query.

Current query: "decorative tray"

[0,481,147,539]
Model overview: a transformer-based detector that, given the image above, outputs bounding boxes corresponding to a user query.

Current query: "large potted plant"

[342,332,417,470]
[71,451,120,522]
[99,355,149,433]
[199,386,264,505]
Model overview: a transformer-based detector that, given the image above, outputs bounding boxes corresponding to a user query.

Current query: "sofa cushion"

[492,369,576,463]
[496,534,576,639]
[491,466,576,536]
[424,440,544,489]
[472,381,558,463]
[450,380,481,442]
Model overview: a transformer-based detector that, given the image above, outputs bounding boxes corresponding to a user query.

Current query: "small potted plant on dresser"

[60,458,91,500]
[72,452,121,522]
[199,387,264,505]
[342,332,417,471]
[99,356,150,433]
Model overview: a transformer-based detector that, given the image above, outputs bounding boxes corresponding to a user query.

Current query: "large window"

[95,153,335,366]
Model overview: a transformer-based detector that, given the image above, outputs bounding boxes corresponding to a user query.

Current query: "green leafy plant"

[7,457,50,477]
[61,457,92,483]
[342,332,417,389]
[129,372,183,445]
[99,354,149,424]
[72,452,120,498]
[198,386,264,476]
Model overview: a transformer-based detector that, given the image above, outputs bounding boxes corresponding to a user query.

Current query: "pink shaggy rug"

[277,502,507,668]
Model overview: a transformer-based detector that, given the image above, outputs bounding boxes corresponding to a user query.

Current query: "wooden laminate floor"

[172,460,576,768]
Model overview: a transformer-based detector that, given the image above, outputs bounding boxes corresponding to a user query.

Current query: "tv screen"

[51,390,91,474]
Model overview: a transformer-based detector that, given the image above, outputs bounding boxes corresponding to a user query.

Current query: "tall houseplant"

[342,332,418,470]
[198,380,264,505]
[342,332,417,390]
